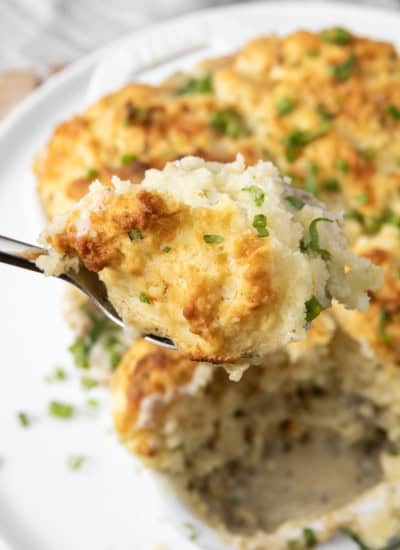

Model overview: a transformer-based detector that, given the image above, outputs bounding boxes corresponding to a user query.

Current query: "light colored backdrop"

[1,0,400,71]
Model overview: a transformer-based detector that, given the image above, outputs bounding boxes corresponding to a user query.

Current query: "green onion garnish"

[355,192,368,204]
[285,195,305,210]
[49,401,74,419]
[86,169,99,179]
[17,411,30,427]
[162,246,172,253]
[379,308,392,346]
[302,217,334,260]
[317,105,335,120]
[66,455,85,471]
[328,53,356,82]
[121,154,137,165]
[320,27,351,45]
[242,185,265,206]
[178,74,213,95]
[276,97,296,116]
[303,527,318,547]
[321,179,341,192]
[282,122,331,161]
[335,158,349,173]
[386,105,400,120]
[304,162,319,195]
[252,214,269,237]
[139,291,152,304]
[44,366,67,383]
[128,229,143,241]
[210,109,248,138]
[81,377,98,390]
[203,234,224,243]
[305,296,323,323]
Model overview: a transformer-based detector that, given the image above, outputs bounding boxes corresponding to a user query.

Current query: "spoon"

[0,234,176,350]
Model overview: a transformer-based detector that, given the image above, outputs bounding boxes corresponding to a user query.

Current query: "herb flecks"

[286,195,305,210]
[210,109,248,138]
[162,246,172,253]
[321,179,341,193]
[121,153,137,165]
[386,105,400,120]
[302,218,334,260]
[139,291,152,304]
[252,214,269,237]
[328,53,356,82]
[276,97,296,116]
[379,308,392,346]
[178,74,213,95]
[124,102,147,125]
[203,234,224,244]
[242,185,265,206]
[49,401,74,419]
[44,367,67,383]
[66,455,85,471]
[81,377,98,390]
[304,162,319,195]
[128,229,143,241]
[305,296,323,323]
[283,123,331,161]
[17,411,30,427]
[320,27,351,45]
[183,522,198,541]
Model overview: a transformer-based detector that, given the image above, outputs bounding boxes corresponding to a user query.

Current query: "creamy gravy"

[189,430,383,534]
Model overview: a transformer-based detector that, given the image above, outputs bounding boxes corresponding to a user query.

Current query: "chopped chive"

[335,158,349,173]
[276,97,296,116]
[44,366,67,383]
[302,217,334,260]
[81,377,98,390]
[178,74,213,95]
[139,291,152,304]
[66,455,85,471]
[282,123,331,161]
[328,53,356,82]
[306,49,319,58]
[17,411,30,427]
[124,102,147,125]
[355,192,368,204]
[303,527,318,547]
[105,336,121,370]
[340,528,372,550]
[317,105,335,120]
[358,147,375,162]
[162,246,172,253]
[252,214,269,237]
[183,522,198,541]
[87,398,99,408]
[203,234,224,243]
[321,178,341,192]
[242,185,265,206]
[128,229,143,241]
[345,209,365,225]
[86,169,99,179]
[285,195,305,210]
[49,401,74,419]
[210,109,248,138]
[379,308,392,346]
[304,162,319,195]
[121,154,137,165]
[305,296,323,323]
[386,105,400,120]
[320,27,351,45]
[69,337,89,369]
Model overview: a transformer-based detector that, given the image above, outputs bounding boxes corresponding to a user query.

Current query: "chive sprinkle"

[328,53,356,82]
[302,217,334,260]
[317,105,335,120]
[386,105,400,120]
[44,366,67,383]
[121,154,137,165]
[305,296,323,323]
[162,246,172,253]
[86,168,99,179]
[276,97,296,116]
[320,27,351,45]
[128,229,143,241]
[355,192,368,204]
[242,185,265,206]
[124,103,147,125]
[49,401,74,419]
[321,179,341,192]
[335,158,349,173]
[66,455,85,471]
[303,528,318,547]
[282,122,331,161]
[17,411,30,427]
[183,522,198,541]
[285,195,305,210]
[203,234,224,243]
[87,398,99,408]
[304,162,319,195]
[139,291,152,304]
[81,377,98,390]
[178,74,213,95]
[210,109,248,138]
[252,214,269,237]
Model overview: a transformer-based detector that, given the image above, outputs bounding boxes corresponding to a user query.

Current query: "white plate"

[1,2,400,549]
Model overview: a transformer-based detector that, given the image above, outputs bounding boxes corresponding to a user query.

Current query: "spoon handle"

[0,234,45,274]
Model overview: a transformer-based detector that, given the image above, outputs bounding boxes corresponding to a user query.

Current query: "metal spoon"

[0,234,176,350]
